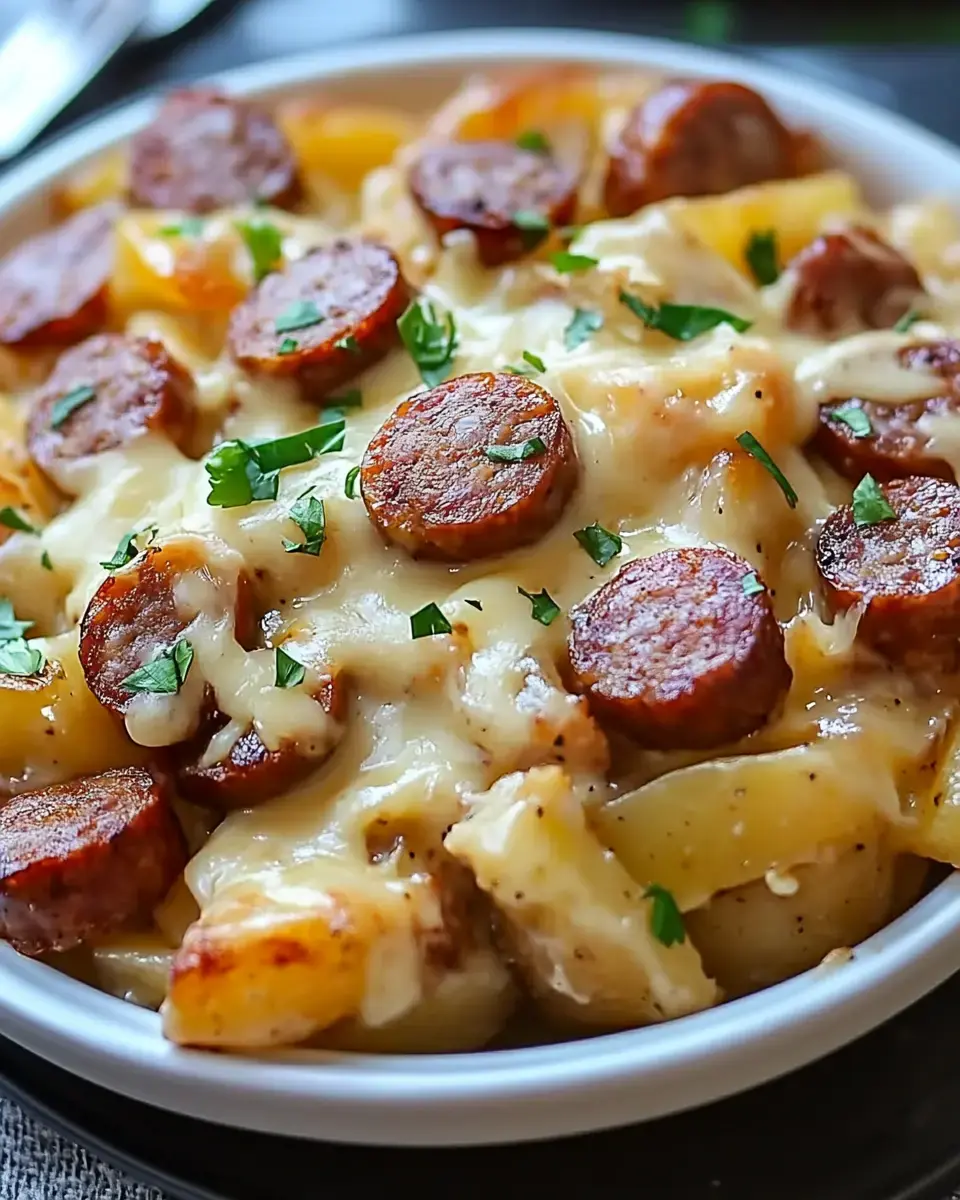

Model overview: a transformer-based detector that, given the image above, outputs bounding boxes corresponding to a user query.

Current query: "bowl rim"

[1,26,959,1147]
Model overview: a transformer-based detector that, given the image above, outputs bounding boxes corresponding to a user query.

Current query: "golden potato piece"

[592,744,888,912]
[895,721,960,864]
[54,148,126,216]
[445,766,718,1028]
[276,102,418,191]
[665,170,863,276]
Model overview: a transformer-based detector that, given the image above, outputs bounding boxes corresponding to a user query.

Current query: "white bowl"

[1,28,959,1148]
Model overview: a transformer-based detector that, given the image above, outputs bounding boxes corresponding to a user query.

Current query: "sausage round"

[408,141,578,266]
[129,88,302,213]
[813,341,960,483]
[785,227,923,336]
[0,765,185,955]
[0,203,116,348]
[227,239,409,401]
[816,475,960,670]
[174,674,345,810]
[361,371,578,561]
[567,547,792,748]
[79,539,257,720]
[604,81,799,218]
[27,335,196,491]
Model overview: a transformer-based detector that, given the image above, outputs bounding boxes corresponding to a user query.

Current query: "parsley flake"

[235,217,283,282]
[410,602,452,639]
[335,334,360,354]
[550,251,599,274]
[100,525,158,571]
[620,291,753,341]
[574,522,622,567]
[744,230,780,286]
[0,639,44,677]
[0,507,38,535]
[275,645,306,689]
[741,571,765,597]
[736,431,798,509]
[40,550,52,571]
[397,297,458,388]
[564,307,603,351]
[277,337,298,356]
[484,437,546,463]
[505,349,547,376]
[0,598,33,642]
[645,884,686,947]
[464,599,483,611]
[518,586,560,626]
[894,309,922,333]
[50,384,96,429]
[513,208,550,250]
[516,130,551,154]
[326,389,362,409]
[283,491,326,556]
[828,404,873,438]
[121,639,193,695]
[852,474,896,528]
[344,465,360,499]
[274,299,323,335]
[159,217,205,238]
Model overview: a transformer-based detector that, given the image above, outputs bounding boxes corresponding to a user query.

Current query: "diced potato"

[0,630,148,793]
[53,148,126,216]
[664,171,864,275]
[445,766,718,1028]
[277,102,418,192]
[686,833,895,996]
[592,743,889,912]
[895,721,960,863]
[93,934,174,1010]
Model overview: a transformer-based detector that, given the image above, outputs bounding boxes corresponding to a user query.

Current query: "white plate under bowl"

[0,28,959,1148]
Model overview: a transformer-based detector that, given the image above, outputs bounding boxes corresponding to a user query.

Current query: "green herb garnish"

[484,437,546,463]
[235,217,283,283]
[0,507,38,535]
[518,586,560,626]
[550,251,599,274]
[574,522,622,567]
[205,414,345,508]
[410,602,452,639]
[645,883,686,947]
[564,307,603,351]
[283,490,326,556]
[0,598,32,642]
[516,130,551,154]
[50,384,96,429]
[736,431,798,509]
[274,299,323,335]
[277,337,298,356]
[344,465,360,499]
[620,291,753,341]
[335,334,360,354]
[397,297,458,388]
[121,639,193,695]
[505,349,547,376]
[513,209,550,251]
[741,571,765,597]
[852,474,896,528]
[894,309,922,333]
[100,525,158,572]
[159,217,205,238]
[744,230,780,286]
[828,405,873,438]
[275,645,305,689]
[0,639,44,677]
[326,389,362,409]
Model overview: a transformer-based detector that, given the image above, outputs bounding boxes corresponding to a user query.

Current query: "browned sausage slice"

[567,547,792,748]
[361,371,578,561]
[227,239,409,401]
[79,538,256,722]
[604,81,801,218]
[129,88,302,213]
[0,765,185,955]
[785,227,923,336]
[0,203,116,348]
[814,340,960,483]
[27,335,196,492]
[174,674,345,809]
[409,141,578,266]
[816,475,960,670]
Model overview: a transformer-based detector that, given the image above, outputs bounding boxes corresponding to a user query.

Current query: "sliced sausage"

[604,81,801,218]
[361,371,578,561]
[409,141,578,266]
[785,226,923,336]
[129,88,302,213]
[79,538,256,720]
[814,340,960,483]
[174,674,345,810]
[27,335,196,492]
[0,202,116,348]
[567,547,792,749]
[0,765,185,955]
[227,239,409,401]
[816,475,960,670]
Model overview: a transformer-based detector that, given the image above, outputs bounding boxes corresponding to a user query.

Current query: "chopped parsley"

[50,384,96,429]
[518,586,560,626]
[326,389,362,409]
[550,251,599,274]
[40,550,52,571]
[464,599,483,611]
[736,431,798,509]
[283,490,326,556]
[512,208,550,251]
[852,474,896,528]
[397,297,458,388]
[0,639,44,677]
[205,413,345,508]
[744,229,780,286]
[100,525,158,571]
[645,883,686,947]
[335,334,360,354]
[741,571,765,597]
[120,639,193,695]
[410,602,452,639]
[275,645,306,689]
[564,307,603,351]
[894,309,922,333]
[505,349,546,376]
[344,465,360,499]
[574,522,622,567]
[159,217,205,238]
[620,291,753,341]
[0,598,33,642]
[828,404,873,439]
[274,299,323,335]
[516,130,551,154]
[484,437,546,463]
[235,217,283,283]
[0,507,38,534]
[277,337,298,356]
